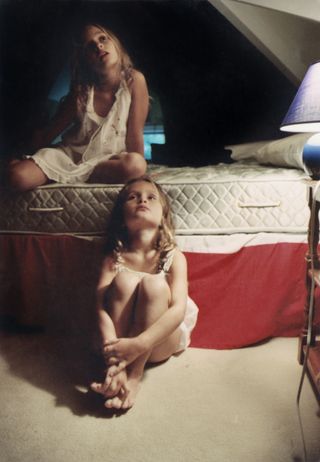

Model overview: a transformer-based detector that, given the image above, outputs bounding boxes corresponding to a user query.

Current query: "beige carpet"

[0,331,319,462]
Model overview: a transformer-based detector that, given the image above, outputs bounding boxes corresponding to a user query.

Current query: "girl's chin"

[128,218,161,230]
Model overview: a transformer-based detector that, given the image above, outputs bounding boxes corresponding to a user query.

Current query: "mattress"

[0,161,310,236]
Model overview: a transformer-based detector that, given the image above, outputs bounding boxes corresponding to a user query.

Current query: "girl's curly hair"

[104,176,176,263]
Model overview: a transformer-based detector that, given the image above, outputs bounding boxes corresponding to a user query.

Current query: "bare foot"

[90,367,128,399]
[104,386,131,410]
[104,371,143,410]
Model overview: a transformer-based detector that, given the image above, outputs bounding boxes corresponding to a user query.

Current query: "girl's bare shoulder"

[169,248,187,273]
[173,248,187,263]
[101,254,117,273]
[127,69,148,93]
[97,254,117,289]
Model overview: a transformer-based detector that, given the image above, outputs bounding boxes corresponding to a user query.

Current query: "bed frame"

[0,161,312,349]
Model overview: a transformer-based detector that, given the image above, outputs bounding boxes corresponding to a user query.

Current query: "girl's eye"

[149,195,157,200]
[85,35,108,53]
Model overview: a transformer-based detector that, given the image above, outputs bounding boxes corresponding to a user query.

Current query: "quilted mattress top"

[0,161,310,236]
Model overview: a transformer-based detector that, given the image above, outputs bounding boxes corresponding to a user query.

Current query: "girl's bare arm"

[125,70,149,155]
[95,256,118,344]
[91,256,128,396]
[137,249,188,349]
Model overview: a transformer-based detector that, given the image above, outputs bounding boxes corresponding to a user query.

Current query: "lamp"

[280,62,320,405]
[281,61,320,179]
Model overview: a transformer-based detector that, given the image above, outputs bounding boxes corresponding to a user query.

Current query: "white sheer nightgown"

[28,79,131,183]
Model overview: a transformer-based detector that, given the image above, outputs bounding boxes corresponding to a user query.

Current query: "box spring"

[0,161,309,236]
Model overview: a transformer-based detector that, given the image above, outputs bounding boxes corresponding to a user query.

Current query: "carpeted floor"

[0,331,319,462]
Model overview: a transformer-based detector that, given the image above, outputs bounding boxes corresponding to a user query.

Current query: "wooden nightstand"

[298,180,320,402]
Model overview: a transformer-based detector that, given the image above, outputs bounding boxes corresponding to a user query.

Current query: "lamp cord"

[296,180,320,462]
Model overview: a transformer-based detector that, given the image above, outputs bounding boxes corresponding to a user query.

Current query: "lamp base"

[303,133,320,180]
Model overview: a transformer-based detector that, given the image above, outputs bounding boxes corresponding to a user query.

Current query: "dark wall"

[0,0,297,165]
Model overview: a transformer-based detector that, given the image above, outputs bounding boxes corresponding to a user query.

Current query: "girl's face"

[123,181,164,231]
[82,25,119,72]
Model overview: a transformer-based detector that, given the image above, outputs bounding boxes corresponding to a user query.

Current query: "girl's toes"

[104,399,113,409]
[112,397,123,409]
[104,396,122,409]
[90,382,103,394]
[121,396,133,410]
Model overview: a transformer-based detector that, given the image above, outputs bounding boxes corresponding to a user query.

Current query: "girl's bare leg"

[108,274,182,410]
[8,159,49,191]
[91,272,141,405]
[102,271,141,339]
[88,152,147,184]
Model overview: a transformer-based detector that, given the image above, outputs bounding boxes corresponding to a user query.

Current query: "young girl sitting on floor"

[90,176,198,410]
[9,23,148,191]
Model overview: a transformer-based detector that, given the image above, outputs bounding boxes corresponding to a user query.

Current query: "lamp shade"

[280,62,320,132]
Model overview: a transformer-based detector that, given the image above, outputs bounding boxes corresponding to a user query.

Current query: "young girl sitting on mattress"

[8,23,148,191]
[90,175,198,410]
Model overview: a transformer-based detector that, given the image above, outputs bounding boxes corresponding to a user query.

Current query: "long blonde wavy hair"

[104,176,176,266]
[70,23,134,112]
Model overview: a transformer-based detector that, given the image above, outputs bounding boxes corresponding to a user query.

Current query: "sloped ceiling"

[209,0,320,83]
[236,0,320,21]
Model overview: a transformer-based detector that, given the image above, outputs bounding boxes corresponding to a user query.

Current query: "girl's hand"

[90,365,129,398]
[103,337,145,375]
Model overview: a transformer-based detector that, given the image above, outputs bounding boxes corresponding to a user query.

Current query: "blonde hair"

[104,176,176,264]
[70,23,133,112]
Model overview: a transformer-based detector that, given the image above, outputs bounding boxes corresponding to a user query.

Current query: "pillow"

[225,140,270,159]
[226,133,316,171]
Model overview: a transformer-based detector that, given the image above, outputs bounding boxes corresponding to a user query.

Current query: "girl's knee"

[8,160,46,192]
[110,272,141,297]
[122,153,147,180]
[8,161,28,191]
[139,275,170,301]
